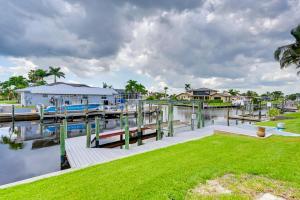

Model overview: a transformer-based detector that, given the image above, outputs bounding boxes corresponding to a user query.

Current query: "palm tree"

[184,84,191,91]
[49,66,65,83]
[274,25,300,74]
[164,86,168,98]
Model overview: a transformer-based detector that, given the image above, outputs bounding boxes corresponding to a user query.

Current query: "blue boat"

[43,103,101,113]
[45,123,96,133]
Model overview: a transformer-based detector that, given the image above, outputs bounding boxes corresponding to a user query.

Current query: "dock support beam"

[156,108,163,140]
[95,116,100,147]
[86,122,91,148]
[124,104,130,149]
[137,100,143,146]
[168,103,174,137]
[60,124,66,168]
[63,118,68,139]
[197,101,203,129]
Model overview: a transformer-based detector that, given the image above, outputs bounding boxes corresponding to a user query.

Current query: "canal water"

[0,107,266,186]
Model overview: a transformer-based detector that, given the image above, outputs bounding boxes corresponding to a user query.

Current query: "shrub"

[268,108,280,119]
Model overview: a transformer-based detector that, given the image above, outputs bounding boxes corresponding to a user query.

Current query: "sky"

[0,0,299,94]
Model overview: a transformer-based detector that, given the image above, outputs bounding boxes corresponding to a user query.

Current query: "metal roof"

[16,82,118,95]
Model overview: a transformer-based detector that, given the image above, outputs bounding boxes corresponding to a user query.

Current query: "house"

[210,91,232,102]
[114,89,142,102]
[231,95,252,106]
[176,88,231,102]
[16,82,118,107]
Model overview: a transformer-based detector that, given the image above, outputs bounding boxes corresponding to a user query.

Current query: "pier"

[0,109,155,123]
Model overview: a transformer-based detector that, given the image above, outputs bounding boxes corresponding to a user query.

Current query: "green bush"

[206,99,223,103]
[268,108,280,118]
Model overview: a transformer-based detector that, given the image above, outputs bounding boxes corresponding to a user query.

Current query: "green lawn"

[1,133,300,199]
[256,112,300,134]
[0,99,18,104]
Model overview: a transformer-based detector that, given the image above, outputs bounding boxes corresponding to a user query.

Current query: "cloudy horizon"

[0,0,300,94]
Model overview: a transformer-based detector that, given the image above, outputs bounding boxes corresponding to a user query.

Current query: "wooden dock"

[228,115,263,122]
[0,110,155,123]
[65,125,269,168]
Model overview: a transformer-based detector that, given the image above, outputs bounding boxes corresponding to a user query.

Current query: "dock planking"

[65,125,269,169]
[0,109,155,123]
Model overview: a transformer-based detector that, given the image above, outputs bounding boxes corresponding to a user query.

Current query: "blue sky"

[0,0,299,94]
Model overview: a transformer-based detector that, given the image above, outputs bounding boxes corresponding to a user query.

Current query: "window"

[101,96,107,99]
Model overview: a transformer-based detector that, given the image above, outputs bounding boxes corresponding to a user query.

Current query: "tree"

[184,83,191,91]
[271,91,284,100]
[28,69,49,85]
[0,76,28,100]
[125,80,147,98]
[163,86,168,98]
[228,89,240,96]
[274,25,300,74]
[243,90,258,98]
[49,66,65,83]
[102,82,112,88]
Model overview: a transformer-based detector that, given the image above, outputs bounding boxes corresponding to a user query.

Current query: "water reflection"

[0,106,266,185]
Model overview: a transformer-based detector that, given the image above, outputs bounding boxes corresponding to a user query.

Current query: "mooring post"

[60,124,65,168]
[168,103,174,137]
[124,103,130,149]
[63,118,68,139]
[39,105,44,122]
[227,107,230,126]
[137,100,143,146]
[86,121,91,148]
[11,104,15,123]
[191,102,195,130]
[197,101,202,129]
[156,108,162,140]
[120,110,123,129]
[95,116,100,147]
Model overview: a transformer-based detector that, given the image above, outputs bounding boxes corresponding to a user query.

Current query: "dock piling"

[60,124,66,168]
[86,122,91,148]
[137,100,143,146]
[197,101,203,129]
[124,114,129,149]
[95,116,100,147]
[168,103,174,137]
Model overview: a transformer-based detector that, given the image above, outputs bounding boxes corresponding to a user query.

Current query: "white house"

[16,82,118,107]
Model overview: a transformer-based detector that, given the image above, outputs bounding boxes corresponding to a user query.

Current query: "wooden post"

[156,109,162,140]
[95,116,100,147]
[39,105,44,122]
[86,121,91,148]
[197,101,202,129]
[137,100,143,145]
[227,107,230,126]
[191,103,195,130]
[63,118,68,139]
[11,104,15,123]
[124,103,130,149]
[120,110,123,129]
[168,103,174,137]
[60,124,65,167]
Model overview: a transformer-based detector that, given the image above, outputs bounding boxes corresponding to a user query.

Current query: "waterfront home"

[114,89,142,101]
[231,95,252,105]
[16,82,118,107]
[176,88,231,102]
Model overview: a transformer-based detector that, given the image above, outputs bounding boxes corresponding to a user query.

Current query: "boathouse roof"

[16,82,118,96]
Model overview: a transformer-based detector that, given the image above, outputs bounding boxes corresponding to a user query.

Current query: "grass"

[256,111,300,134]
[1,133,300,199]
[0,99,18,104]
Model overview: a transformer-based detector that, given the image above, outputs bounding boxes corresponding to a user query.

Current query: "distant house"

[114,89,142,101]
[176,88,231,102]
[16,82,118,107]
[231,95,252,105]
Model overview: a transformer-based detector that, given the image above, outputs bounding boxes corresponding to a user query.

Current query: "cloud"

[0,0,300,93]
